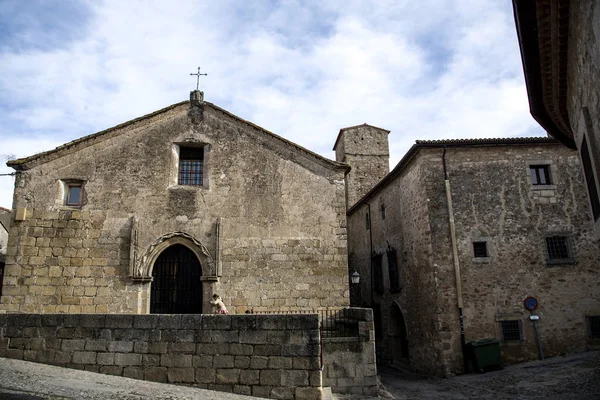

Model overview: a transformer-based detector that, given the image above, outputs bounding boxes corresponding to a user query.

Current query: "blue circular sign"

[524,296,538,311]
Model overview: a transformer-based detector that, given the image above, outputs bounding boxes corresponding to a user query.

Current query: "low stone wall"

[321,308,377,396]
[0,313,323,400]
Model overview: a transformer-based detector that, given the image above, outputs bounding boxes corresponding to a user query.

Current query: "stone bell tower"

[333,124,390,210]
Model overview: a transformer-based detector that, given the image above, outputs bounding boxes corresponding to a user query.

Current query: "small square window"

[473,242,488,258]
[546,236,572,262]
[530,165,551,185]
[178,147,204,185]
[66,184,82,206]
[588,316,600,338]
[500,320,522,341]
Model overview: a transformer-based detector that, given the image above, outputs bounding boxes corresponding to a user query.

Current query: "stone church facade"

[343,135,600,376]
[0,92,350,315]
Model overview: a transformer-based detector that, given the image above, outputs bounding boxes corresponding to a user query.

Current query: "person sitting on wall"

[210,294,229,314]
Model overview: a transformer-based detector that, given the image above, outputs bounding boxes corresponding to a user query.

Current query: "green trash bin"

[465,339,502,372]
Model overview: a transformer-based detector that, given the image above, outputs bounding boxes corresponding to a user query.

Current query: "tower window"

[178,147,204,185]
[380,204,386,220]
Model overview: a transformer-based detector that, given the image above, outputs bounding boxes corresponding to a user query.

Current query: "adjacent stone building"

[0,91,351,315]
[0,207,10,298]
[514,0,600,238]
[343,136,600,376]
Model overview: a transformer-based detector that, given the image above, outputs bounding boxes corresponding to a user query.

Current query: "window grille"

[501,320,522,341]
[388,250,400,292]
[473,241,488,258]
[530,165,551,185]
[178,147,204,186]
[546,236,571,261]
[581,137,600,221]
[589,316,600,338]
[372,254,383,294]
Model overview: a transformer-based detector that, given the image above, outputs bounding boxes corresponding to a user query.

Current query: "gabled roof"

[347,136,561,215]
[7,100,348,173]
[332,123,390,151]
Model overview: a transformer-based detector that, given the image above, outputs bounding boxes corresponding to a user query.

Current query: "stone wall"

[0,100,349,314]
[0,313,323,399]
[567,0,600,238]
[347,152,445,375]
[321,308,378,396]
[441,143,600,367]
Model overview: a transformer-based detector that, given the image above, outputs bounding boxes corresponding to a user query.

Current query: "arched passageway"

[150,244,203,314]
[390,303,409,362]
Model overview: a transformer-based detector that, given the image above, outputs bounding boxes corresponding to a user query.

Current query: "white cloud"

[0,0,544,208]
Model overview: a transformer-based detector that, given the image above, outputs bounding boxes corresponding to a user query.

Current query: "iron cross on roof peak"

[190,67,208,91]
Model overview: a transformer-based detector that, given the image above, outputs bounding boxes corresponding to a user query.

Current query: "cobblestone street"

[378,351,600,400]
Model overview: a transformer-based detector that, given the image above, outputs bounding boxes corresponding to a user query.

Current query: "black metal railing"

[253,308,360,338]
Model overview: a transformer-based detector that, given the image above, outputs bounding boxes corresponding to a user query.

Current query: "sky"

[0,0,544,209]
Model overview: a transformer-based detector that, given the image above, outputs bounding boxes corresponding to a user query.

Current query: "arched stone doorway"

[150,244,203,314]
[390,302,409,362]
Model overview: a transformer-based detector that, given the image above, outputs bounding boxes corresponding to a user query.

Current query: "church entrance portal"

[150,244,203,314]
[390,303,409,362]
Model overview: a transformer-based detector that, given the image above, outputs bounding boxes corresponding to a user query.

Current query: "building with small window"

[0,91,351,314]
[513,0,600,238]
[342,135,600,376]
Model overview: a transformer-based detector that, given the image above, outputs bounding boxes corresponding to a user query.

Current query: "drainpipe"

[442,146,467,372]
[365,203,374,307]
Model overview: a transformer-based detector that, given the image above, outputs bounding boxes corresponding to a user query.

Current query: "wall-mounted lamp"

[351,270,360,285]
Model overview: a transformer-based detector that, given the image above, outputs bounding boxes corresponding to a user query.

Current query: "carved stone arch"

[389,299,409,361]
[135,232,215,280]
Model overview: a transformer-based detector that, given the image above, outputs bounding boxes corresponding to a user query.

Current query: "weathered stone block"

[61,339,85,351]
[216,368,241,384]
[197,343,229,355]
[295,387,323,400]
[233,385,252,396]
[168,342,196,353]
[252,386,273,398]
[160,354,192,368]
[201,315,231,330]
[282,370,309,387]
[97,352,115,365]
[271,387,295,400]
[213,355,234,368]
[239,330,267,344]
[132,315,158,329]
[108,341,133,353]
[144,366,168,383]
[123,366,144,379]
[99,366,123,376]
[269,356,293,369]
[168,367,195,383]
[72,351,96,364]
[142,354,161,366]
[115,352,142,366]
[255,344,283,356]
[260,369,281,386]
[105,315,133,329]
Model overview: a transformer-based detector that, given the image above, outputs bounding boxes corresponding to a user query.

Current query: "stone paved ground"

[0,357,259,400]
[378,351,600,400]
